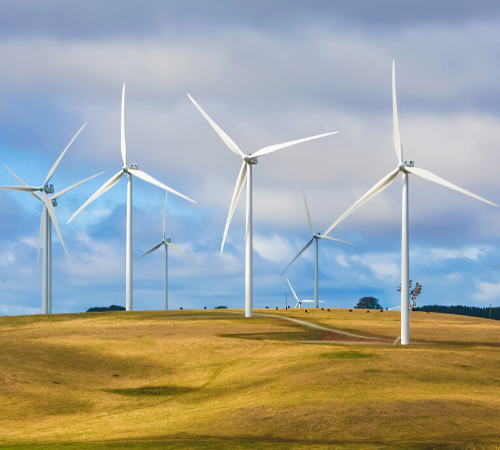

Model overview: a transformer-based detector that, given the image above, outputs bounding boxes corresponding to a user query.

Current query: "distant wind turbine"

[68,85,195,311]
[322,61,497,345]
[188,93,337,317]
[281,190,360,307]
[0,123,103,313]
[287,279,324,308]
[134,193,200,310]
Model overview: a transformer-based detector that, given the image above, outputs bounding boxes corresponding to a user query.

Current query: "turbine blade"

[121,83,127,167]
[281,237,314,275]
[286,279,300,302]
[323,168,400,237]
[317,234,361,247]
[221,161,247,253]
[43,191,68,258]
[52,172,104,199]
[4,164,43,201]
[392,61,403,164]
[132,169,196,203]
[163,192,168,240]
[165,241,201,266]
[303,189,315,234]
[67,171,124,224]
[251,132,338,159]
[37,206,46,272]
[0,185,40,192]
[44,123,87,185]
[134,242,163,262]
[494,264,500,271]
[187,94,245,157]
[301,300,316,303]
[406,166,498,207]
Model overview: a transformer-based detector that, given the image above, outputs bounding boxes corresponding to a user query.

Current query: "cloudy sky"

[2,0,500,315]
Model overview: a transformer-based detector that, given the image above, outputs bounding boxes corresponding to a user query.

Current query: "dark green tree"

[87,305,126,312]
[355,297,382,310]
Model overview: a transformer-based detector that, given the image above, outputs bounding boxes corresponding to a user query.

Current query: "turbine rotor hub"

[44,184,54,194]
[244,156,258,165]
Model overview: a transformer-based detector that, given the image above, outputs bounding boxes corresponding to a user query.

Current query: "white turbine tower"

[188,94,337,317]
[134,193,200,310]
[68,84,195,311]
[323,61,497,345]
[281,190,360,307]
[287,279,324,308]
[0,123,102,313]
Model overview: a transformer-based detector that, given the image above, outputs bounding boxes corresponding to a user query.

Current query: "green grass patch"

[219,329,329,342]
[102,386,196,396]
[321,351,375,359]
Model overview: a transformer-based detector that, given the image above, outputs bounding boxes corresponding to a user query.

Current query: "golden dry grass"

[0,308,499,449]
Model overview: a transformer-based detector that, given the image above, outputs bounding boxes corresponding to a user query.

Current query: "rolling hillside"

[0,308,499,449]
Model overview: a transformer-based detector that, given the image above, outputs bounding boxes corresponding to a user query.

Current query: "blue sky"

[2,1,500,315]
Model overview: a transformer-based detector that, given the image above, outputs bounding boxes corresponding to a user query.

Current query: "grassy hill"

[0,308,499,449]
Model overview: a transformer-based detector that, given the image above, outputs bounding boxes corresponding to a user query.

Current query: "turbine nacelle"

[243,156,258,164]
[51,198,58,207]
[44,184,54,194]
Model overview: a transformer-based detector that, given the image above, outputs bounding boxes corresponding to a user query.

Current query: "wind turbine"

[322,61,497,345]
[68,84,195,311]
[287,279,324,308]
[281,190,360,307]
[188,94,337,317]
[0,123,103,313]
[134,192,200,310]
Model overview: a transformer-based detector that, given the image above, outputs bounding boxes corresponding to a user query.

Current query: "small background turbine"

[134,192,200,310]
[282,190,360,307]
[287,279,324,308]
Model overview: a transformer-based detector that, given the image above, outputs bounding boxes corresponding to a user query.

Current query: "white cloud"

[351,253,400,281]
[473,280,500,302]
[253,234,295,263]
[431,246,488,261]
[336,252,349,268]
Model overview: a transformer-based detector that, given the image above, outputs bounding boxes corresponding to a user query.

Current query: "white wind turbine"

[281,190,360,307]
[0,123,103,313]
[287,279,324,308]
[322,61,497,345]
[68,84,195,311]
[134,192,200,310]
[188,94,337,317]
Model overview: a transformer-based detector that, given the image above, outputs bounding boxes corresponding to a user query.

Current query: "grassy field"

[0,308,499,449]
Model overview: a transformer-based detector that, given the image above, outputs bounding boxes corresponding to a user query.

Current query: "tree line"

[414,305,500,321]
